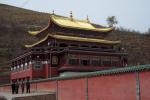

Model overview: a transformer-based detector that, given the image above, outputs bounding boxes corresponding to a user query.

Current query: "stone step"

[0,92,56,100]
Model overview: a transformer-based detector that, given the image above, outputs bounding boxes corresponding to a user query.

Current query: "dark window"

[81,59,90,66]
[102,56,111,66]
[103,61,111,66]
[34,61,42,69]
[112,61,119,66]
[91,60,99,66]
[69,59,79,65]
[70,44,78,47]
[81,45,89,48]
[101,46,107,49]
[52,42,58,47]
[99,60,102,66]
[59,43,68,47]
[111,56,120,66]
[91,46,99,48]
[35,49,40,51]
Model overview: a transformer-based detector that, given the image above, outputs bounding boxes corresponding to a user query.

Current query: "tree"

[148,28,150,34]
[107,16,118,27]
[145,28,150,34]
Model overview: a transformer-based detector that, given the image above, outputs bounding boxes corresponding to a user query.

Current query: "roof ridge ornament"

[86,15,90,23]
[52,10,55,15]
[70,11,73,21]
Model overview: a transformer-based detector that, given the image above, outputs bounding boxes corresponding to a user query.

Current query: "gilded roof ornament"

[86,15,90,23]
[52,10,55,15]
[70,11,73,21]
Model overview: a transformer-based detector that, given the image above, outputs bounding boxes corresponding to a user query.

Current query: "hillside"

[0,4,150,68]
[0,4,49,67]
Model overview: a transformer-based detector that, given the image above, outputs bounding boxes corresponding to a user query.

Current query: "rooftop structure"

[10,13,127,82]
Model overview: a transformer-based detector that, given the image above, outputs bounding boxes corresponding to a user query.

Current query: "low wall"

[0,65,150,100]
[139,71,150,100]
[13,93,56,100]
[0,84,10,93]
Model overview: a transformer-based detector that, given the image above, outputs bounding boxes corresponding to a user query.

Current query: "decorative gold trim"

[25,34,120,48]
[28,16,52,36]
[25,34,49,48]
[28,31,40,35]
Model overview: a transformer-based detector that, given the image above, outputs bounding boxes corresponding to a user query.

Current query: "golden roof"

[51,15,114,32]
[28,15,114,36]
[25,34,120,48]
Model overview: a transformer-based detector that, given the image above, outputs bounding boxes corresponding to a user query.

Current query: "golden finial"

[52,10,55,15]
[86,15,90,23]
[70,11,73,21]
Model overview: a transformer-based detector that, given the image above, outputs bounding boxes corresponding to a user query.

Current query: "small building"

[10,14,127,82]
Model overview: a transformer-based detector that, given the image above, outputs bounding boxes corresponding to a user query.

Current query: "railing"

[11,47,119,59]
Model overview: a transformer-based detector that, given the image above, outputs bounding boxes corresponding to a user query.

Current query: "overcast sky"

[0,0,150,33]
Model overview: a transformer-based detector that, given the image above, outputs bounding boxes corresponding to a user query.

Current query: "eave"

[25,34,120,48]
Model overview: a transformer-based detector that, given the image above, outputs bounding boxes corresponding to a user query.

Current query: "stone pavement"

[0,92,56,100]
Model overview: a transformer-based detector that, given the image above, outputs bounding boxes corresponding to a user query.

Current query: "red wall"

[140,71,150,100]
[11,69,32,79]
[11,64,50,80]
[32,69,45,79]
[11,64,33,80]
[88,73,136,100]
[58,79,86,100]
[44,64,49,78]
[36,81,57,92]
[1,71,150,100]
[0,85,10,93]
[49,67,58,77]
[30,83,37,92]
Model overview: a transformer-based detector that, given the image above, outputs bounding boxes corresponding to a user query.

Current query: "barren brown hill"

[0,4,150,68]
[0,4,49,67]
